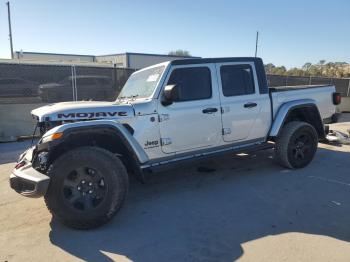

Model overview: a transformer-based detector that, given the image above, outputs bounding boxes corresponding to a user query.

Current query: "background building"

[13,51,198,69]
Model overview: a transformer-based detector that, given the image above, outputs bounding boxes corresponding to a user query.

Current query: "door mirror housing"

[162,84,179,106]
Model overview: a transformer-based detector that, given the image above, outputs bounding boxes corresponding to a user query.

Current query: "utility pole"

[6,1,14,59]
[254,31,259,57]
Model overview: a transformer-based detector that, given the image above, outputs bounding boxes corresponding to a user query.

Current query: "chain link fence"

[267,75,350,96]
[0,62,135,104]
[1,62,350,105]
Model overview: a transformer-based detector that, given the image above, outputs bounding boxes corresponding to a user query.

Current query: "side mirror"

[162,84,179,106]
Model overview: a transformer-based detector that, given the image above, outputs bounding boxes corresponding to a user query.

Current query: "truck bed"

[269,84,331,92]
[270,85,336,121]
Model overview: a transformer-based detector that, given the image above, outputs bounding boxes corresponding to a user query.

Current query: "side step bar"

[141,142,274,171]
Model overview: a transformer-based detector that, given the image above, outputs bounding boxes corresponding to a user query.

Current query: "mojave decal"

[57,111,128,119]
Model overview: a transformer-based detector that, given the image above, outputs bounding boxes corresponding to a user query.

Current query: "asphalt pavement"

[1,118,350,262]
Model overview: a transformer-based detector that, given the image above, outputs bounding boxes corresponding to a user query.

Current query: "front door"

[158,64,222,154]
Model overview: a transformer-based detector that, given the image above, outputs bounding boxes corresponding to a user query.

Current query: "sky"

[0,0,349,68]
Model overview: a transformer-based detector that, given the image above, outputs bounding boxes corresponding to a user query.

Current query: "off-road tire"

[44,146,129,229]
[275,121,318,169]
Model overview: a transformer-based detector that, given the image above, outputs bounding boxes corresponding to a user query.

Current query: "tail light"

[333,92,341,105]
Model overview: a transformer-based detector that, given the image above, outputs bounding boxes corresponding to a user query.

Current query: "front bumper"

[9,162,50,198]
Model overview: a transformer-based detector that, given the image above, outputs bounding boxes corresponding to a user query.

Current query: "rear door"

[216,62,262,142]
[158,64,222,154]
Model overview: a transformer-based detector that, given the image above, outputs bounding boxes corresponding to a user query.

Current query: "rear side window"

[167,67,212,101]
[220,65,255,96]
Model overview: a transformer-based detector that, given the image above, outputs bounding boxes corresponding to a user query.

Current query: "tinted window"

[220,65,255,96]
[167,67,212,101]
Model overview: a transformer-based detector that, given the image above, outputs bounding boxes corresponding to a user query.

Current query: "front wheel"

[275,121,318,169]
[44,146,128,229]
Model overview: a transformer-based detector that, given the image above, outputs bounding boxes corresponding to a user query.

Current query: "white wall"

[95,54,126,67]
[0,103,45,142]
[15,52,95,63]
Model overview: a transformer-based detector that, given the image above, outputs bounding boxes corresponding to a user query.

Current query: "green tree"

[302,62,312,71]
[168,50,191,57]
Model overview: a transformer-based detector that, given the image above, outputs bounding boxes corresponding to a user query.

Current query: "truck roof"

[171,57,263,65]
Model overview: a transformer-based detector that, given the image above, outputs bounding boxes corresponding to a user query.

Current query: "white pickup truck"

[10,57,341,229]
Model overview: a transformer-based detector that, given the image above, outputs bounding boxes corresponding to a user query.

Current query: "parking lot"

[1,119,350,262]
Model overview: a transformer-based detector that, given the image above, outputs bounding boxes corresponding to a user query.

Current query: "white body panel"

[271,86,336,120]
[30,60,337,164]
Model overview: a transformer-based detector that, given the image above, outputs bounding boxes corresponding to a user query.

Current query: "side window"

[220,65,255,96]
[167,67,212,101]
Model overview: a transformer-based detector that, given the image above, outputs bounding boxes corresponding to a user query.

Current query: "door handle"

[244,102,257,108]
[202,107,218,114]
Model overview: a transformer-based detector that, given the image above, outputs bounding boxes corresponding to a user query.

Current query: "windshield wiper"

[117,94,139,101]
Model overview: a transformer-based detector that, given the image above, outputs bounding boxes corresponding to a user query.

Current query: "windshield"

[118,65,165,99]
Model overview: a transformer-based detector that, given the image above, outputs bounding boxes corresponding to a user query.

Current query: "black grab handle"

[202,108,218,114]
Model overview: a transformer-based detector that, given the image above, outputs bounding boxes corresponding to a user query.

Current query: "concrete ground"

[1,118,350,262]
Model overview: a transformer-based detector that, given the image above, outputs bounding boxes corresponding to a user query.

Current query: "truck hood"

[31,101,135,122]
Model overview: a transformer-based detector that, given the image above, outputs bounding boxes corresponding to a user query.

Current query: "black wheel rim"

[62,167,107,211]
[290,132,313,163]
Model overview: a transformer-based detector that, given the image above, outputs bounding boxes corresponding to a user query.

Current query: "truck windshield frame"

[118,65,165,99]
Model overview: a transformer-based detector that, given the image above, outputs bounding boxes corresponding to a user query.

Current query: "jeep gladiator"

[9,57,341,229]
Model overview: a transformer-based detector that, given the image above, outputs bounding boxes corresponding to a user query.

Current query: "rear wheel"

[44,146,128,229]
[275,121,318,169]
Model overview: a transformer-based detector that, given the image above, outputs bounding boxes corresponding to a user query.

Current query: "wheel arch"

[269,99,325,139]
[39,121,148,182]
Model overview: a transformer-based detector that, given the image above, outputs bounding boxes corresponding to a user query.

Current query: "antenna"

[255,31,259,57]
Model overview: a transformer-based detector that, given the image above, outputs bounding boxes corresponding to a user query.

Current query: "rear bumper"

[9,162,50,198]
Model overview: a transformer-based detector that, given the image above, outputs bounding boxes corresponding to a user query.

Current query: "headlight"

[41,132,63,143]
